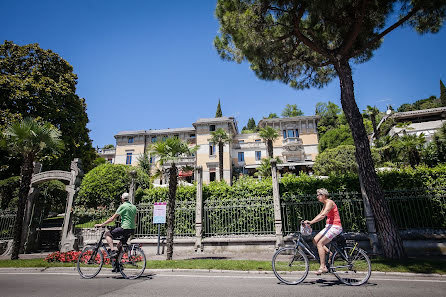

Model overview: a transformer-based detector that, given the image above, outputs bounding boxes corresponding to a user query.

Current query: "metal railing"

[0,209,16,240]
[134,201,195,238]
[281,192,367,235]
[203,197,275,237]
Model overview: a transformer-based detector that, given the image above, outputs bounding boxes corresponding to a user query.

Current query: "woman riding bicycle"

[304,188,342,275]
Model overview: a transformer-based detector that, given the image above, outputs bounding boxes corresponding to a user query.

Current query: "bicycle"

[272,222,371,286]
[77,226,146,279]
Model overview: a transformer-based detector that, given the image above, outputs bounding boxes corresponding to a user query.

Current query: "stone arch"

[22,159,83,253]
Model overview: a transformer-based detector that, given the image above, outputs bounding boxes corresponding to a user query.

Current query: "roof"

[390,107,446,120]
[115,127,195,137]
[258,115,321,127]
[193,116,239,134]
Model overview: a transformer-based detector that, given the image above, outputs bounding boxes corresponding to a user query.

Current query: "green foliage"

[215,99,223,117]
[397,95,441,112]
[92,157,106,168]
[253,157,282,178]
[281,104,304,117]
[139,186,196,204]
[242,118,258,132]
[77,163,130,207]
[315,101,341,135]
[149,137,198,167]
[0,176,20,209]
[265,113,278,119]
[0,41,96,173]
[37,180,67,214]
[103,144,115,149]
[318,125,354,152]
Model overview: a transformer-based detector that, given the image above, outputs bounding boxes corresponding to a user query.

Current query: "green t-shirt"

[116,202,137,229]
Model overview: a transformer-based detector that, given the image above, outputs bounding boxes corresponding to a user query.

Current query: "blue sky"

[2,1,445,147]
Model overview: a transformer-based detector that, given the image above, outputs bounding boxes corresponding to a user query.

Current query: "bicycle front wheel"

[272,247,309,285]
[331,246,371,286]
[118,245,146,279]
[77,246,104,279]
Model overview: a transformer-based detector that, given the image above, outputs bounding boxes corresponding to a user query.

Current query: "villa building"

[112,115,320,184]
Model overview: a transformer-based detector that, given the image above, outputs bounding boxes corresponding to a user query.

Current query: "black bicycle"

[77,226,146,279]
[272,223,371,286]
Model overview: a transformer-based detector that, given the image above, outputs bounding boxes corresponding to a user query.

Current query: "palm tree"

[209,128,231,182]
[259,126,279,158]
[3,118,63,260]
[364,105,380,139]
[149,137,198,260]
[395,133,426,167]
[254,157,282,178]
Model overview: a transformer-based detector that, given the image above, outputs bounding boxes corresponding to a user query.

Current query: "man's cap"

[121,193,129,201]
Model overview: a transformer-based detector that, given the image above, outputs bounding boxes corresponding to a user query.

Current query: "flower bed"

[45,250,111,264]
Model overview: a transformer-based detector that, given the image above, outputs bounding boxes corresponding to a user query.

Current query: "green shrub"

[77,163,130,207]
[0,176,20,209]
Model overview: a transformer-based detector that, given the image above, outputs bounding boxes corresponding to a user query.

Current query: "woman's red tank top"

[326,202,342,226]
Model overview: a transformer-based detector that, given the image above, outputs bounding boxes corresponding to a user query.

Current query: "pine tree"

[215,99,223,117]
[247,118,256,130]
[440,80,446,107]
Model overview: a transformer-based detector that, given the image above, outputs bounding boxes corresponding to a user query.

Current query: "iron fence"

[0,209,16,240]
[281,192,367,235]
[134,201,195,238]
[203,197,275,237]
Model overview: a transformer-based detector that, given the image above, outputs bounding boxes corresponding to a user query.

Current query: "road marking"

[0,272,445,283]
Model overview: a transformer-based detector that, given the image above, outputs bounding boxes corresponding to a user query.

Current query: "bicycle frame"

[293,233,354,270]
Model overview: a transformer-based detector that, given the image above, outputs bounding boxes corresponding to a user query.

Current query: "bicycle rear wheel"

[77,246,104,279]
[331,246,371,286]
[272,247,309,285]
[118,245,146,279]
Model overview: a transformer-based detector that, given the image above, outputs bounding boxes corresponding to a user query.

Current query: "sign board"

[153,202,167,224]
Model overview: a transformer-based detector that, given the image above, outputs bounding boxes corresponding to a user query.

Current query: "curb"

[0,267,444,278]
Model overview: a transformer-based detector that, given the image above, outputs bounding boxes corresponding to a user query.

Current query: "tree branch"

[339,0,370,56]
[291,5,331,59]
[350,6,420,58]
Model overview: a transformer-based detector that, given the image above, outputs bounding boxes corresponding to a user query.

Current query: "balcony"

[233,142,265,150]
[282,137,303,146]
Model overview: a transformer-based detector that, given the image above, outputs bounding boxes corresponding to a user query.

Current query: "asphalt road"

[0,269,445,297]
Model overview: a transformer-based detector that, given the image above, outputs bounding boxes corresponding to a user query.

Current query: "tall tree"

[281,104,304,117]
[247,117,257,130]
[265,113,278,119]
[215,99,223,117]
[441,80,446,106]
[0,41,96,173]
[3,118,63,260]
[315,101,341,135]
[259,126,279,158]
[209,128,231,181]
[149,138,198,260]
[214,0,446,259]
[364,105,380,139]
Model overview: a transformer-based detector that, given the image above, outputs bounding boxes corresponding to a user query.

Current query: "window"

[126,152,132,165]
[238,152,244,162]
[189,134,196,138]
[255,151,261,161]
[150,156,154,164]
[308,122,313,131]
[209,143,215,155]
[209,125,216,131]
[295,129,299,138]
[151,136,157,143]
[128,137,134,143]
[210,172,216,182]
[287,129,295,138]
[173,134,179,139]
[107,158,113,163]
[255,139,261,142]
[239,140,245,143]
[283,130,287,139]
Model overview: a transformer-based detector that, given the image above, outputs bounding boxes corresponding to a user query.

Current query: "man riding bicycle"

[304,188,342,275]
[95,192,137,259]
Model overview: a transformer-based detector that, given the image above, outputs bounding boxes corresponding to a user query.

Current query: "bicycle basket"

[300,224,312,236]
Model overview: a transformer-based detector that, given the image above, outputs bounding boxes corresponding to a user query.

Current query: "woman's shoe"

[315,268,329,275]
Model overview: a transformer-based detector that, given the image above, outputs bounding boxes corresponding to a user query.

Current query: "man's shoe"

[110,250,118,258]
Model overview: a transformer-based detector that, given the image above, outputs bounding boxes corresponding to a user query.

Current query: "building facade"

[112,115,320,184]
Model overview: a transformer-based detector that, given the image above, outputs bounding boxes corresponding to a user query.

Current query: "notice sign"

[153,202,167,224]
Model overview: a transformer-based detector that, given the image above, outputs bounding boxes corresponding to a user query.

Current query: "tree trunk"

[219,142,224,181]
[267,140,273,158]
[371,116,379,140]
[166,164,178,260]
[335,60,406,259]
[11,155,34,260]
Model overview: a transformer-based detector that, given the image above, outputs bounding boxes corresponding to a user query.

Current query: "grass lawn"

[0,258,445,274]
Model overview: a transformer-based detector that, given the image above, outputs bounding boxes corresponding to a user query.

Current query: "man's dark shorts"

[106,227,135,242]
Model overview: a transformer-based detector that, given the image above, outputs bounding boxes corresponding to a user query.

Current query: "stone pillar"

[194,166,203,252]
[270,160,283,248]
[60,159,83,252]
[129,170,137,204]
[359,174,380,254]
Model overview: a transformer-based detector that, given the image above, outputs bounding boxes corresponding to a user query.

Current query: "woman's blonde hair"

[316,188,329,197]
